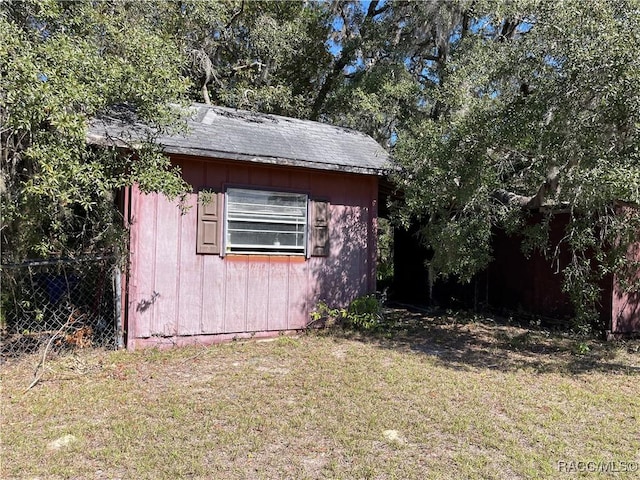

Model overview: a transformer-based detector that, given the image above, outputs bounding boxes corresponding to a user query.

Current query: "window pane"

[226,188,307,254]
[228,230,304,248]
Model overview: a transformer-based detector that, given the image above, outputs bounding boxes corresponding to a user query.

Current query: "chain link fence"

[1,256,121,361]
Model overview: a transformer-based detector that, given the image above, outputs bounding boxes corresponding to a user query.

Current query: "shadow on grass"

[324,306,640,375]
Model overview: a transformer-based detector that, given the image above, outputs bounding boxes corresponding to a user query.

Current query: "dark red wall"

[392,213,637,331]
[488,213,574,320]
[612,241,640,333]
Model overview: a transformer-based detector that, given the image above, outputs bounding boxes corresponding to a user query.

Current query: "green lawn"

[2,310,639,479]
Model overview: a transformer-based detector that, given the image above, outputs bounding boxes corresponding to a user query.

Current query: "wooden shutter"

[196,190,222,255]
[310,200,330,257]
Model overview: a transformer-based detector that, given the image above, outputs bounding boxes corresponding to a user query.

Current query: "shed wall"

[612,241,640,333]
[488,214,574,320]
[126,156,378,348]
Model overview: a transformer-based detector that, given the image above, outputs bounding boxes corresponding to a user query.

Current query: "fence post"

[113,265,124,349]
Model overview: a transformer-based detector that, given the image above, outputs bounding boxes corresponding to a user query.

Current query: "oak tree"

[393,0,640,326]
[1,0,190,260]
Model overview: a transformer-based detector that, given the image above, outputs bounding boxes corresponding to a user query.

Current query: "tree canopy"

[2,0,638,327]
[1,0,190,260]
[392,0,640,325]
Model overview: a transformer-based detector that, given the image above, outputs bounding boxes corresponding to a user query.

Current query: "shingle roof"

[87,103,391,176]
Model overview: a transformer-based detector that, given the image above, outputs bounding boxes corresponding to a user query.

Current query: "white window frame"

[224,187,308,255]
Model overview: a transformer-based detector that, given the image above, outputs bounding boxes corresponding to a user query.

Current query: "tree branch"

[493,189,533,207]
[232,61,266,72]
[368,1,390,18]
[311,0,382,120]
[494,165,561,208]
[24,310,82,392]
[225,0,245,29]
[497,16,522,42]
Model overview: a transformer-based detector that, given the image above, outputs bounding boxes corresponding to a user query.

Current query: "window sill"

[224,254,306,263]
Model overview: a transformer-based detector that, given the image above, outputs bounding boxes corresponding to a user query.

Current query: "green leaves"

[3,0,638,330]
[159,0,333,117]
[1,1,190,261]
[394,0,640,328]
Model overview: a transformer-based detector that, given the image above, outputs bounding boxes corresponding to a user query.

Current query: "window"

[225,188,308,254]
[196,187,329,257]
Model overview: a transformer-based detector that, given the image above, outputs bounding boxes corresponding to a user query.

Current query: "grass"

[2,309,639,479]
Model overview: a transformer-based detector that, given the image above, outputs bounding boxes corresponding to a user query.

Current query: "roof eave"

[86,133,390,176]
[163,145,390,176]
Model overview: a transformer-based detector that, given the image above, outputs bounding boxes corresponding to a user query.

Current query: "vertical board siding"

[227,163,250,185]
[129,188,157,339]
[267,258,289,331]
[612,241,640,333]
[224,259,248,333]
[268,169,291,189]
[128,156,379,346]
[368,177,379,292]
[201,254,225,333]
[246,260,270,331]
[177,193,203,335]
[486,214,574,319]
[152,193,180,337]
[288,259,309,329]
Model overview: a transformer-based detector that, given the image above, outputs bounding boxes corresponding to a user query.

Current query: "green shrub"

[309,301,347,328]
[345,294,382,331]
[310,294,383,332]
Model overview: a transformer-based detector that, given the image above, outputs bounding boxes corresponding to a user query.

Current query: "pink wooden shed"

[90,105,390,349]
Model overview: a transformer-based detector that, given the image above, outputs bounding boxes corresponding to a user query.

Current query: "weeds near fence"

[1,256,119,361]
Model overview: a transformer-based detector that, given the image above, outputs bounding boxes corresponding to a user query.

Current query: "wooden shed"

[393,211,640,336]
[89,104,390,349]
[489,213,640,336]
